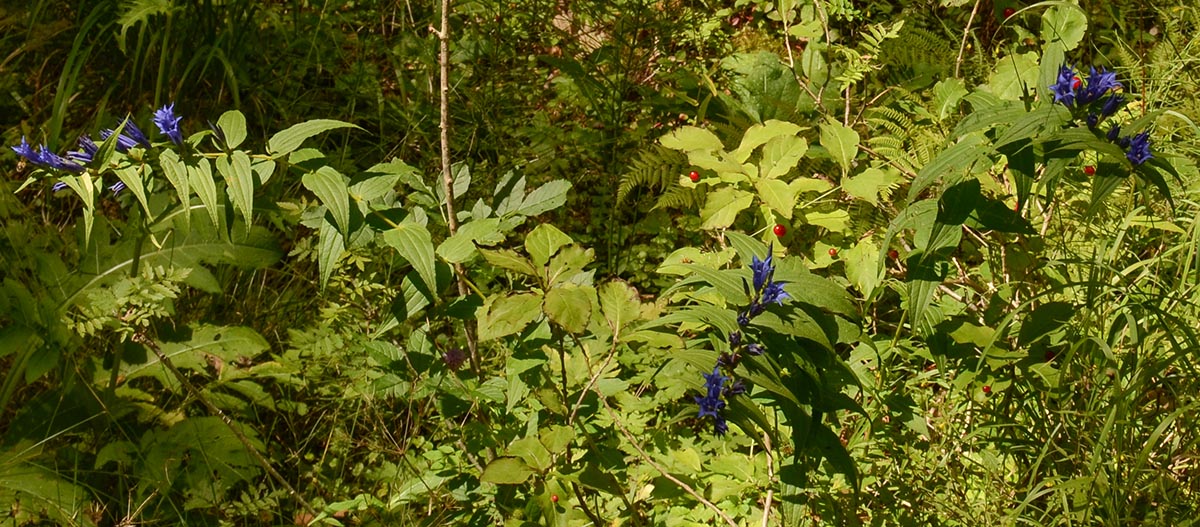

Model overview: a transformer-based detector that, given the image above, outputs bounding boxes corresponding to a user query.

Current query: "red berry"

[1084,165,1096,175]
[1072,76,1081,90]
[551,495,559,503]
[773,224,786,237]
[828,248,838,257]
[888,249,899,260]
[1003,7,1015,18]
[983,385,992,395]
[688,171,700,182]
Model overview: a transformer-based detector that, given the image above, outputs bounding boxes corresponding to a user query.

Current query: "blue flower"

[52,181,68,192]
[153,103,184,145]
[109,180,126,195]
[1077,66,1121,105]
[1049,65,1078,107]
[746,343,764,356]
[751,251,774,292]
[10,136,84,172]
[760,282,790,306]
[737,311,750,327]
[1099,94,1125,119]
[101,117,152,153]
[694,366,727,420]
[67,136,98,164]
[1126,132,1152,165]
[728,331,742,347]
[712,417,728,435]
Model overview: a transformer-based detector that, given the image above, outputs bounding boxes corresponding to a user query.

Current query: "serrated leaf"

[661,126,724,152]
[480,457,535,484]
[543,284,594,334]
[478,293,543,341]
[268,119,359,156]
[525,223,573,267]
[599,281,640,338]
[516,180,571,216]
[700,187,754,230]
[383,222,437,294]
[756,178,797,219]
[216,110,248,149]
[303,166,350,236]
[820,121,859,176]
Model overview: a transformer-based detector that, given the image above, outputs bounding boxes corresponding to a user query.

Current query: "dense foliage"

[2,0,1198,525]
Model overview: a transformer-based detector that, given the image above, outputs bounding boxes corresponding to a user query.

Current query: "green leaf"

[1041,5,1087,50]
[735,120,803,163]
[437,218,504,263]
[508,437,553,472]
[820,121,859,176]
[539,425,574,454]
[1018,302,1075,347]
[987,52,1039,100]
[842,167,897,206]
[908,133,988,200]
[125,325,269,389]
[661,126,724,152]
[760,134,809,179]
[383,222,437,294]
[599,281,641,338]
[317,218,344,290]
[756,178,797,219]
[159,150,191,226]
[268,119,359,156]
[216,110,248,149]
[844,239,881,299]
[479,248,539,276]
[478,293,544,341]
[516,180,572,216]
[215,151,255,229]
[187,157,221,228]
[525,223,573,267]
[113,164,151,218]
[933,78,968,121]
[805,210,850,232]
[700,187,754,230]
[543,284,594,334]
[480,457,536,484]
[303,166,351,236]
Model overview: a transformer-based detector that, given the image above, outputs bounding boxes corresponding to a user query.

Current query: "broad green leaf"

[842,167,897,206]
[525,223,573,266]
[303,166,351,236]
[756,178,797,219]
[805,210,850,232]
[908,133,988,200]
[760,134,809,179]
[437,218,504,263]
[252,158,275,186]
[1018,302,1075,347]
[478,293,543,341]
[802,42,828,87]
[480,457,535,484]
[268,119,359,156]
[987,52,1039,101]
[539,425,574,454]
[1039,42,1065,103]
[383,222,437,293]
[479,248,539,276]
[216,110,247,149]
[113,164,151,218]
[735,120,803,163]
[516,180,571,216]
[791,177,834,195]
[700,187,754,230]
[844,239,881,298]
[125,325,269,390]
[933,78,968,121]
[187,158,221,228]
[543,284,594,334]
[159,150,190,226]
[216,151,255,229]
[508,437,553,472]
[820,121,859,176]
[661,126,724,152]
[1041,5,1087,50]
[599,281,641,338]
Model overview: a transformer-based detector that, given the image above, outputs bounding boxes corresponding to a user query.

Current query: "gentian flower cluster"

[1049,64,1152,166]
[8,103,185,193]
[694,247,790,436]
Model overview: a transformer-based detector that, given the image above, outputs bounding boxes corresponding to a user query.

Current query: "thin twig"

[597,396,739,527]
[760,433,774,527]
[955,0,982,78]
[133,332,316,516]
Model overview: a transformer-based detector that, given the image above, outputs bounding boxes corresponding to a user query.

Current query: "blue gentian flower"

[1077,66,1121,105]
[728,331,742,347]
[745,343,764,356]
[52,181,68,192]
[101,117,152,153]
[1099,94,1125,119]
[725,379,746,396]
[1107,125,1122,143]
[761,282,790,306]
[67,136,98,164]
[10,136,84,172]
[1086,113,1099,129]
[11,137,38,161]
[1126,132,1152,165]
[153,103,184,145]
[1049,65,1078,107]
[737,311,750,327]
[694,366,727,419]
[109,181,126,195]
[750,252,774,292]
[713,417,728,435]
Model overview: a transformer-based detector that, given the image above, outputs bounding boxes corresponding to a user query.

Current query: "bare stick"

[132,332,316,516]
[760,433,774,527]
[955,0,982,78]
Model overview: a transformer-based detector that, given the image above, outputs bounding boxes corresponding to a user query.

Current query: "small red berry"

[983,385,992,395]
[551,495,559,503]
[688,170,700,182]
[888,249,899,260]
[1072,76,1081,90]
[828,248,838,257]
[1084,165,1096,175]
[1003,7,1015,18]
[773,224,787,237]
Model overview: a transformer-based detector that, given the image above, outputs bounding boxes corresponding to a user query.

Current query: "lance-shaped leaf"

[303,166,351,237]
